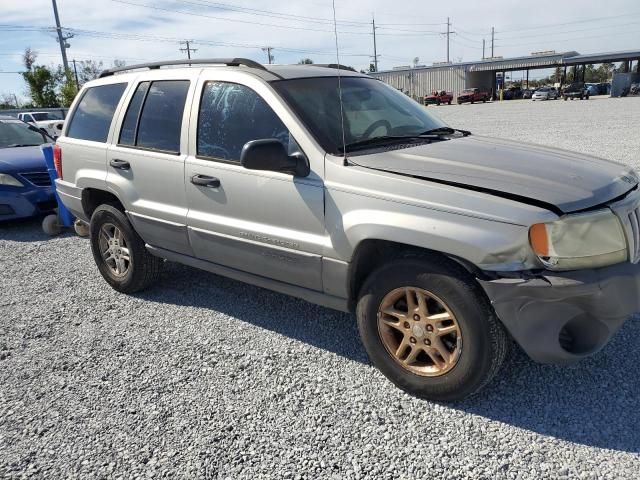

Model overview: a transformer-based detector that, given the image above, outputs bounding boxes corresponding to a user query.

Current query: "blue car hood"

[0,146,47,173]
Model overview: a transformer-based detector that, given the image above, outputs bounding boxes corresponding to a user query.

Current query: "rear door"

[184,71,325,290]
[106,71,198,255]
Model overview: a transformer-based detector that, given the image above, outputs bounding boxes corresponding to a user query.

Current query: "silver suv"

[55,59,640,401]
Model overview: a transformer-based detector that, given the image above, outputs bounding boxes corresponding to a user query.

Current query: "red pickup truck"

[424,90,453,105]
[456,88,490,104]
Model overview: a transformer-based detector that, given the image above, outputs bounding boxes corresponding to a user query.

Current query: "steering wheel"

[362,119,392,139]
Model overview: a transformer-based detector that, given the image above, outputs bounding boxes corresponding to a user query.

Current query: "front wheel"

[90,204,162,293]
[356,256,508,401]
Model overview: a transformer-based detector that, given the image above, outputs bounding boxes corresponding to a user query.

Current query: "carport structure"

[370,49,640,99]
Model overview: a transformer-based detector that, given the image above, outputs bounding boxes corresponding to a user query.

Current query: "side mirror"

[240,139,309,177]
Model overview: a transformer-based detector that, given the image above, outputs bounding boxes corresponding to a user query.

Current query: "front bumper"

[479,262,640,364]
[0,187,56,221]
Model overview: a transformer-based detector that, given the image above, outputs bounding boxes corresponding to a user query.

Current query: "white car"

[531,87,558,101]
[17,112,64,139]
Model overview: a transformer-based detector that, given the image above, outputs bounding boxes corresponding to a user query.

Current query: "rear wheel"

[90,204,162,293]
[356,255,508,401]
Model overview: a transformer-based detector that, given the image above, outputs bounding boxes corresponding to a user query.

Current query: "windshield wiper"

[419,127,471,137]
[8,144,41,147]
[339,135,433,153]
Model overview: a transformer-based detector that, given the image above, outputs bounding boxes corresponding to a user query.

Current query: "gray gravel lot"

[2,96,640,479]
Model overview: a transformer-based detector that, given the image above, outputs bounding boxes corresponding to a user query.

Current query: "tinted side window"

[67,83,127,142]
[119,81,150,146]
[136,81,190,153]
[197,82,290,162]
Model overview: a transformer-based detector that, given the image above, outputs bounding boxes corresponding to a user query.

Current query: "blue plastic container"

[41,144,75,228]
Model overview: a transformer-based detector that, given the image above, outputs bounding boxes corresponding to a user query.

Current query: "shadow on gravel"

[140,261,639,453]
[0,216,62,242]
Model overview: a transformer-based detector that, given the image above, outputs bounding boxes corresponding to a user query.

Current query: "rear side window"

[119,80,190,154]
[66,83,127,142]
[197,82,290,163]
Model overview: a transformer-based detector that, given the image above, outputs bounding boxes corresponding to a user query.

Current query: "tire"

[89,204,162,293]
[356,254,508,402]
[42,214,61,236]
[470,100,475,104]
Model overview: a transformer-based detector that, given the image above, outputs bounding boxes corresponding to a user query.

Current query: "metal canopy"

[563,50,640,65]
[468,52,578,72]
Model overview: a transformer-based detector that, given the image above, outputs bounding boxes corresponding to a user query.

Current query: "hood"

[0,146,47,173]
[352,136,637,214]
[36,120,63,127]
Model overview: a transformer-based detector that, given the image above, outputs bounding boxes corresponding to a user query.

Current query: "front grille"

[627,206,640,263]
[19,171,52,187]
[611,192,640,264]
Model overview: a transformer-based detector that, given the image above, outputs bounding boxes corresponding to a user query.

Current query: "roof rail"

[310,63,357,72]
[99,58,266,78]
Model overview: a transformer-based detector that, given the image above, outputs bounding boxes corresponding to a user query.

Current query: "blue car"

[0,116,56,221]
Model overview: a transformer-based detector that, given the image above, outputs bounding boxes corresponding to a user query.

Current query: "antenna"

[331,0,348,166]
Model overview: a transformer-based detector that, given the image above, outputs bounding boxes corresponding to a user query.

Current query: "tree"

[22,49,60,108]
[298,58,313,64]
[77,60,104,84]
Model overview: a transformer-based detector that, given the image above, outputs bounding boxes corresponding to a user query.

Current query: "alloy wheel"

[377,287,462,377]
[98,223,131,277]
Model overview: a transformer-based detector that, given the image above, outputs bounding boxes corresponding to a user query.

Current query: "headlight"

[529,209,627,270]
[0,173,24,187]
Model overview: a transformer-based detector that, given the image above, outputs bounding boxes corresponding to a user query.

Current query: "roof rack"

[310,63,357,72]
[99,58,266,78]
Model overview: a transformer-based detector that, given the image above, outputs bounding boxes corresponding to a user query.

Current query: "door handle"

[191,174,221,188]
[110,159,131,170]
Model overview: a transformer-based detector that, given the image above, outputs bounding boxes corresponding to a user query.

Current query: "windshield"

[0,121,47,148]
[31,113,55,121]
[272,77,448,154]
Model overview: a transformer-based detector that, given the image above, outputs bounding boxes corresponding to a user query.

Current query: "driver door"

[184,73,325,291]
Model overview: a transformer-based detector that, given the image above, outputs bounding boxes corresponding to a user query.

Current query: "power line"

[109,0,374,35]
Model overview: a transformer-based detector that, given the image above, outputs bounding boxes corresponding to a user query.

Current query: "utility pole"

[72,59,79,89]
[51,0,72,73]
[372,14,379,72]
[262,47,274,64]
[446,17,451,63]
[482,39,485,60]
[179,40,197,60]
[491,27,495,58]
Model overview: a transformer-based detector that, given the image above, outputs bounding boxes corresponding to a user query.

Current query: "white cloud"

[1,0,639,98]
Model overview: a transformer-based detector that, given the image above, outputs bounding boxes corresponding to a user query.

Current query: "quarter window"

[118,80,190,154]
[66,83,127,142]
[197,82,291,162]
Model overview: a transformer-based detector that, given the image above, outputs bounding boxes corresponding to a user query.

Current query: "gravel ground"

[2,96,640,479]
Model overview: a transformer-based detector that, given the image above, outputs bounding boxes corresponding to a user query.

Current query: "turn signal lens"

[529,223,549,257]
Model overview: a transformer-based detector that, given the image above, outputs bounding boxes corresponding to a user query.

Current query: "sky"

[1,0,639,101]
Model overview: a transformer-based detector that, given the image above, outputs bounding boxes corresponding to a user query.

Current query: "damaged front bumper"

[478,262,640,364]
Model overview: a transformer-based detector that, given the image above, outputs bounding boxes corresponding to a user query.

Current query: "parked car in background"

[0,116,55,221]
[563,82,590,100]
[18,111,65,139]
[502,86,524,100]
[585,84,600,96]
[522,89,534,99]
[457,88,490,104]
[532,87,558,101]
[424,90,453,105]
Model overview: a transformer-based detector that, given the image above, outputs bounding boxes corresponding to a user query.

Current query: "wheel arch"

[347,239,484,305]
[81,188,125,219]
